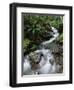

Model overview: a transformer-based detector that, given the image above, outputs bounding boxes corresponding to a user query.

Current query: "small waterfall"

[40,27,59,49]
[23,27,60,75]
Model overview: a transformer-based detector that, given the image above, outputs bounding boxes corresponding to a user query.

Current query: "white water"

[23,27,59,75]
[41,27,59,45]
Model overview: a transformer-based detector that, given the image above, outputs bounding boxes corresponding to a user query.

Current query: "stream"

[23,27,62,75]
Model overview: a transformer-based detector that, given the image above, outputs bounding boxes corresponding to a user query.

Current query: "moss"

[23,39,31,49]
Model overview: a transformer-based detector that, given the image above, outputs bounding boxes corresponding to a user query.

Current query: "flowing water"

[23,27,60,75]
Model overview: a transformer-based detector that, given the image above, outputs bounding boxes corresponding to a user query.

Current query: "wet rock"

[23,26,63,75]
[52,44,63,73]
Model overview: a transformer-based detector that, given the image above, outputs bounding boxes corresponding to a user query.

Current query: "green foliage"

[30,44,38,51]
[56,33,63,44]
[23,39,31,49]
[49,16,63,34]
[23,14,63,53]
[23,38,38,54]
[24,15,52,38]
